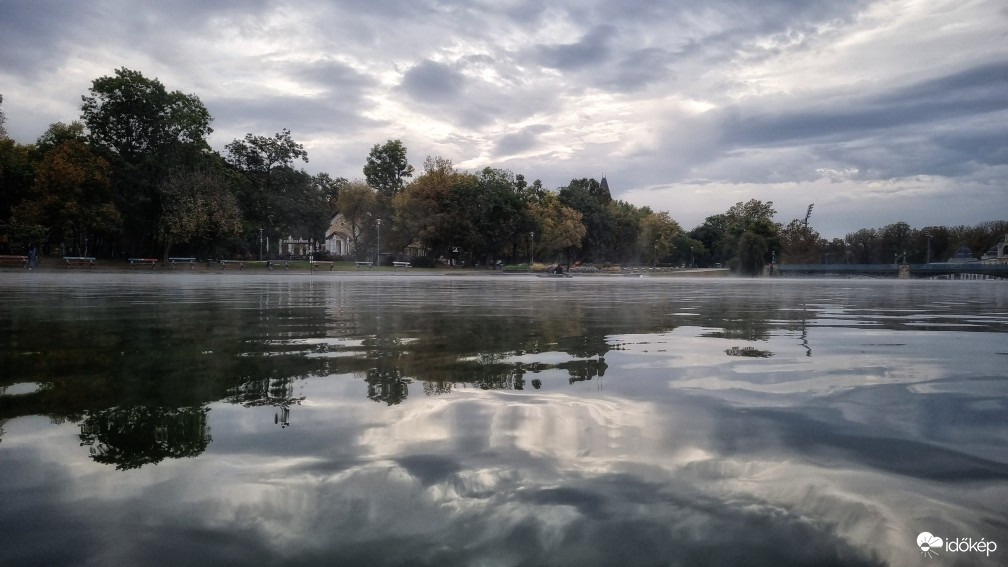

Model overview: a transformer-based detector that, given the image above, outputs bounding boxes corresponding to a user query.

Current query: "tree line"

[1,69,1004,273]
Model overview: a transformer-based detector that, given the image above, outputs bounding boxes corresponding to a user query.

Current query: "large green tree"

[225,129,310,256]
[80,68,213,255]
[158,166,242,259]
[722,199,780,275]
[81,68,212,162]
[607,199,650,263]
[312,172,347,219]
[779,218,823,263]
[393,156,458,258]
[472,167,531,264]
[690,214,730,267]
[844,227,878,263]
[363,139,414,198]
[225,129,307,182]
[558,178,611,262]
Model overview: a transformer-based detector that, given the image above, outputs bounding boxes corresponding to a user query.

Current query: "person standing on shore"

[28,244,37,270]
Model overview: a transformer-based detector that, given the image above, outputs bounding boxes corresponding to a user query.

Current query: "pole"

[376,219,381,266]
[259,228,263,261]
[530,232,534,265]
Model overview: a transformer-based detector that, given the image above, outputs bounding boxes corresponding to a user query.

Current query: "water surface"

[1,273,1006,565]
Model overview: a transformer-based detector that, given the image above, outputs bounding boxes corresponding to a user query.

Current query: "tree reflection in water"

[225,375,304,428]
[78,405,211,470]
[0,278,799,467]
[365,367,410,405]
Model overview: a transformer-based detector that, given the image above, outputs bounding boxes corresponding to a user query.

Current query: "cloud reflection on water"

[1,275,1006,565]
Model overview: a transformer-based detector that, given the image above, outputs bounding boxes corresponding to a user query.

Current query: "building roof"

[948,245,976,263]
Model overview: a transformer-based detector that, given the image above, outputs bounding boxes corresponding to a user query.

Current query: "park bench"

[392,261,411,271]
[0,255,28,268]
[64,256,96,268]
[129,257,159,269]
[355,261,373,270]
[220,260,276,270]
[310,260,336,272]
[169,257,196,270]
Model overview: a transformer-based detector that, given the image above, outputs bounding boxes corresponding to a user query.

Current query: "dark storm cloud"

[293,59,378,94]
[708,397,1008,482]
[396,57,554,131]
[599,47,676,92]
[493,124,551,157]
[399,59,466,103]
[0,0,275,74]
[815,118,1008,181]
[208,94,379,138]
[395,454,462,486]
[323,0,428,20]
[588,0,869,33]
[0,1,97,75]
[534,25,616,70]
[721,62,1008,150]
[136,0,271,27]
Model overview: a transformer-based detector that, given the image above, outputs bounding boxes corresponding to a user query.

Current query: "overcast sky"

[2,0,1006,237]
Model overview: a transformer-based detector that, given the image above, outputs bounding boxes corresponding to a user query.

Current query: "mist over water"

[1,273,1006,566]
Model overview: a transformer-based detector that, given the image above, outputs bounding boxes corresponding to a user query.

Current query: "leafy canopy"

[81,67,212,163]
[363,139,414,198]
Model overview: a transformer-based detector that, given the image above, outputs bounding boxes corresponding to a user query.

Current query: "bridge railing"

[777,263,1007,277]
[777,264,897,273]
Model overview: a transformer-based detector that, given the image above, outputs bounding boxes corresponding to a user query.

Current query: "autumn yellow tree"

[638,211,682,266]
[531,193,586,265]
[393,156,457,254]
[336,180,377,260]
[13,136,119,256]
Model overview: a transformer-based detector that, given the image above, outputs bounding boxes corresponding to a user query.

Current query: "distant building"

[324,214,354,257]
[981,234,1008,264]
[277,235,313,257]
[321,214,424,259]
[947,245,978,264]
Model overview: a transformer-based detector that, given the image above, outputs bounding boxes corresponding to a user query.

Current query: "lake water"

[1,273,1006,566]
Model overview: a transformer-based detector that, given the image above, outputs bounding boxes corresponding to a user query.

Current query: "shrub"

[409,256,437,268]
[570,265,600,273]
[503,263,530,272]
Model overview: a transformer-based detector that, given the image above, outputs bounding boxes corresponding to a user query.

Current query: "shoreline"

[0,260,732,278]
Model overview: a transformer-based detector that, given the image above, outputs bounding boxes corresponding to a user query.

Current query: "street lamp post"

[376,219,381,266]
[925,230,932,264]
